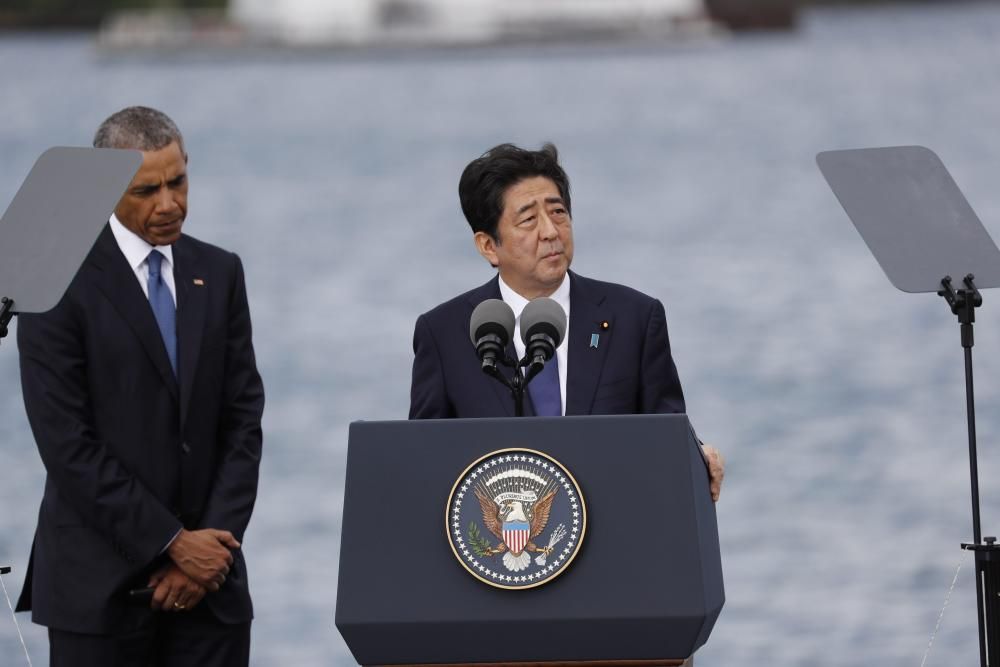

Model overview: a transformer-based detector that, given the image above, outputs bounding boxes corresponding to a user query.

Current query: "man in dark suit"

[16,106,264,666]
[410,143,723,499]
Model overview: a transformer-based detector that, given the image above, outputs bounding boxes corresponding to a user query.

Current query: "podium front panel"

[336,414,724,665]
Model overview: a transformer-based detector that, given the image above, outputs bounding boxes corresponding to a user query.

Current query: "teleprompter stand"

[818,146,1000,667]
[0,145,142,354]
[0,146,143,337]
[939,273,1000,663]
[0,297,14,344]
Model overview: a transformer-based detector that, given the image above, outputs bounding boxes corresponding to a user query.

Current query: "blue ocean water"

[2,2,1000,664]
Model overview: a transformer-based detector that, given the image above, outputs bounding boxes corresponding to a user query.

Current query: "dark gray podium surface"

[336,414,724,666]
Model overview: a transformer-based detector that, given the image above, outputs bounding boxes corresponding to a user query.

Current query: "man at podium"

[409,142,723,501]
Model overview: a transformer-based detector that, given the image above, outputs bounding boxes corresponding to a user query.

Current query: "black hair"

[458,143,571,241]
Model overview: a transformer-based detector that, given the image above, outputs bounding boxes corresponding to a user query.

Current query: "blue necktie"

[528,353,561,416]
[146,250,177,376]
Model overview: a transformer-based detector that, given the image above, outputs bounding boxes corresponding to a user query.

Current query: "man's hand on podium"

[701,445,725,502]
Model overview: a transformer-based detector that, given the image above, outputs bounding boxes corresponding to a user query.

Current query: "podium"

[335,414,724,666]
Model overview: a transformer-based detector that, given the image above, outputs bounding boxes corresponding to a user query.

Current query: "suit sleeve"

[198,254,265,541]
[639,298,686,415]
[409,314,454,419]
[18,298,182,566]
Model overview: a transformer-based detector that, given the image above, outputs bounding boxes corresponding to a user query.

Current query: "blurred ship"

[97,0,801,51]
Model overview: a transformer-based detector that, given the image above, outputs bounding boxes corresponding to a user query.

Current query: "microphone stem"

[511,371,525,417]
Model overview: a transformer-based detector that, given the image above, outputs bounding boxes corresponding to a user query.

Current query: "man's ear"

[474,231,499,268]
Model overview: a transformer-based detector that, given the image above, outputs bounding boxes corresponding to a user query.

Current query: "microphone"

[520,297,567,374]
[469,299,515,373]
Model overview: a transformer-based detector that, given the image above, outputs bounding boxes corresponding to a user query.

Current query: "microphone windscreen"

[520,297,567,348]
[469,299,515,346]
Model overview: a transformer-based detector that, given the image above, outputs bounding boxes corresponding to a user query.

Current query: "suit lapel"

[566,272,612,416]
[89,225,178,401]
[173,237,207,430]
[466,277,522,417]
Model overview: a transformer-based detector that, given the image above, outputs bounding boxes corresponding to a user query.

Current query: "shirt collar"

[498,273,571,321]
[109,213,174,270]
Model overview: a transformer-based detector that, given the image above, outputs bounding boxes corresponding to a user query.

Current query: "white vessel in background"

[98,0,728,51]
[229,0,706,47]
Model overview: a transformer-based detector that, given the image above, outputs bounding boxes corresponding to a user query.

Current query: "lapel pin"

[193,279,205,286]
[590,333,600,349]
[600,320,610,330]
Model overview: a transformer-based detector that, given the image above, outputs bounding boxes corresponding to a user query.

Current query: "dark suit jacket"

[16,224,265,634]
[410,271,685,418]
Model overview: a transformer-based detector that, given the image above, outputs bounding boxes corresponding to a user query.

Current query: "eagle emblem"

[474,472,556,571]
[447,448,586,589]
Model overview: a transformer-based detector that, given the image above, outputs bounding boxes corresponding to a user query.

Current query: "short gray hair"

[93,106,184,152]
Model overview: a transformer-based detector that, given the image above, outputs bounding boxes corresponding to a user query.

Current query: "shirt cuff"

[160,528,183,555]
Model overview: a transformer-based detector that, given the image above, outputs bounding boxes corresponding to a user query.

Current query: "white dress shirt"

[498,274,571,416]
[109,214,177,306]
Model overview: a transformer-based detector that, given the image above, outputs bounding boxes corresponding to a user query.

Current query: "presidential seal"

[446,448,586,590]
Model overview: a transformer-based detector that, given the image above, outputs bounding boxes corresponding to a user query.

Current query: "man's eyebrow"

[516,200,539,216]
[545,197,565,206]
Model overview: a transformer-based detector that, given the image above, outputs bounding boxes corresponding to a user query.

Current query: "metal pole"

[964,341,988,666]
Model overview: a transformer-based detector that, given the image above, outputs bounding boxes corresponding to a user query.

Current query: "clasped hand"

[166,528,240,592]
[148,563,206,612]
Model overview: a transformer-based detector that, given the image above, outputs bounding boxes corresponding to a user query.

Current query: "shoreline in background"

[3,0,987,54]
[4,0,808,53]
